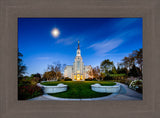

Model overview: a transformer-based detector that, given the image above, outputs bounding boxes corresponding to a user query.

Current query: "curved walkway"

[29,82,142,101]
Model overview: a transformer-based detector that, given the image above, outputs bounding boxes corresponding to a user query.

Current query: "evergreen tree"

[111,66,117,74]
[120,67,128,75]
[117,66,121,74]
[128,64,141,77]
[18,51,27,77]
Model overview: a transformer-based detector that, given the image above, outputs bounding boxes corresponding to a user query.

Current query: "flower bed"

[129,79,143,93]
[18,85,43,100]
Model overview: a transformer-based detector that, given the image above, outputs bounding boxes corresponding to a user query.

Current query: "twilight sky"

[18,18,142,76]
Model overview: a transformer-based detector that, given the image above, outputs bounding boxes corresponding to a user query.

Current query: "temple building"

[64,41,92,81]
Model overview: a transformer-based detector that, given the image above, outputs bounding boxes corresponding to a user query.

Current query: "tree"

[128,54,136,69]
[120,67,128,75]
[93,66,101,80]
[31,73,41,78]
[117,48,142,77]
[30,73,42,82]
[43,72,50,81]
[100,59,114,75]
[56,71,62,80]
[18,51,27,77]
[121,48,142,72]
[128,48,143,77]
[88,66,100,80]
[100,72,105,80]
[49,71,56,80]
[121,57,130,69]
[43,71,56,81]
[128,64,141,77]
[117,65,121,74]
[121,54,135,70]
[135,48,143,72]
[43,63,64,80]
[111,66,117,74]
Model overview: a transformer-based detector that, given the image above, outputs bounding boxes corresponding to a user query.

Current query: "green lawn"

[41,81,116,99]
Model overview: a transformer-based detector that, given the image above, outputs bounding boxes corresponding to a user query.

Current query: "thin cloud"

[55,35,80,45]
[87,26,141,56]
[56,37,74,45]
[88,39,123,56]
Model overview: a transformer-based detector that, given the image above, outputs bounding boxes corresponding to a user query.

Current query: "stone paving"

[29,82,142,101]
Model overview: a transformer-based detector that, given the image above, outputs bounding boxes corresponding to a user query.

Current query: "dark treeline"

[87,48,143,81]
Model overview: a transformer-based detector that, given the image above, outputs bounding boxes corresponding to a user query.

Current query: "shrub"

[103,75,113,80]
[129,79,143,93]
[18,85,43,100]
[18,77,40,86]
[18,77,44,100]
[119,79,126,84]
[85,78,92,81]
[125,80,132,86]
[64,77,72,81]
[85,78,97,81]
[57,78,63,81]
[18,77,31,87]
[92,78,98,81]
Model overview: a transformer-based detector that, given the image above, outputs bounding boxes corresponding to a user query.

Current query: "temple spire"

[78,40,80,49]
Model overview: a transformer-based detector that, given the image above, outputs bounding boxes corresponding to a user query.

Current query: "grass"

[41,81,116,99]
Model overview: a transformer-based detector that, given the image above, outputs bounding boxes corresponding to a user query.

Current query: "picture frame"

[0,0,160,118]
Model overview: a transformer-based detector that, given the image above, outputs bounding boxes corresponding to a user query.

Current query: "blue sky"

[18,18,142,76]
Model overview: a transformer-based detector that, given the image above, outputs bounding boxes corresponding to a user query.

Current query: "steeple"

[76,40,81,57]
[78,40,80,49]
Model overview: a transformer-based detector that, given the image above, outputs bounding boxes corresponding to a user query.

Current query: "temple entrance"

[77,74,80,80]
[73,74,84,81]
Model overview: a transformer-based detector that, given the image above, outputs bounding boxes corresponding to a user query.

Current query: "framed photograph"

[18,18,143,101]
[0,0,160,118]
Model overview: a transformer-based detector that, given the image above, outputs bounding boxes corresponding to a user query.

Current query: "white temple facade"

[64,41,92,81]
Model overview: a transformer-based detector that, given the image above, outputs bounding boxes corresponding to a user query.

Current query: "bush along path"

[18,77,44,100]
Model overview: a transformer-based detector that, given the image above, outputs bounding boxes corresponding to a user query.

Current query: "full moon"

[51,28,60,37]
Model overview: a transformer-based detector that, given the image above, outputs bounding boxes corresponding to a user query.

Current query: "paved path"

[102,82,142,100]
[29,83,142,101]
